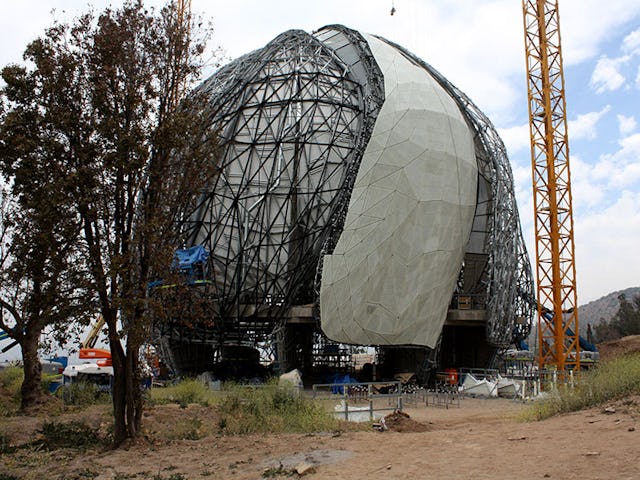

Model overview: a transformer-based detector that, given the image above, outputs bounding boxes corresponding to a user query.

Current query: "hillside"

[578,286,640,334]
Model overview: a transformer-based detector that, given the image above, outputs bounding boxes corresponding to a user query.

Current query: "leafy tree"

[0,120,89,410]
[593,317,621,343]
[593,294,640,343]
[610,294,640,338]
[1,0,218,443]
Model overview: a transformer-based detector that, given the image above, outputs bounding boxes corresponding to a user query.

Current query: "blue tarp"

[172,246,209,285]
[330,374,358,394]
[148,246,210,289]
[173,245,209,270]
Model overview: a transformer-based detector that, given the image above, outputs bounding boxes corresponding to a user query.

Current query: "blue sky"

[0,0,639,345]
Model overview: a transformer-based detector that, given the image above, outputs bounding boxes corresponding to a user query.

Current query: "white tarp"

[496,374,520,398]
[460,373,497,397]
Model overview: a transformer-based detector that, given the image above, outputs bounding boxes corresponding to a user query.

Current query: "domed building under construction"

[155,24,535,381]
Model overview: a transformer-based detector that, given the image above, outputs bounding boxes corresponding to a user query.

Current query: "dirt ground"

[598,335,640,361]
[2,393,639,480]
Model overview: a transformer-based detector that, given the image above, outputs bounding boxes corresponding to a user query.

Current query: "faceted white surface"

[319,35,477,348]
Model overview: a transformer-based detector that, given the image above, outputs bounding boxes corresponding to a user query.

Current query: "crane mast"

[170,0,192,107]
[522,0,579,371]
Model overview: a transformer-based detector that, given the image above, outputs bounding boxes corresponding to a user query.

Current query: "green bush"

[0,366,23,396]
[164,415,204,441]
[0,432,14,454]
[149,379,219,407]
[56,382,111,407]
[0,474,21,480]
[0,366,23,415]
[41,373,62,392]
[39,420,101,450]
[526,353,640,420]
[217,382,339,434]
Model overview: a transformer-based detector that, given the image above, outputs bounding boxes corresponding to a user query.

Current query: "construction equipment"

[522,0,580,371]
[79,315,112,367]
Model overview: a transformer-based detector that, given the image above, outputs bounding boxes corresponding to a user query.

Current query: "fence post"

[368,383,373,420]
[343,384,349,421]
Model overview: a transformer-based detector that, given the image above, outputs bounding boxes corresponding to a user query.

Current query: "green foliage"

[149,379,219,407]
[1,0,218,444]
[525,353,640,420]
[610,294,640,337]
[217,382,339,434]
[594,294,640,342]
[38,420,101,450]
[164,415,204,441]
[0,432,14,454]
[0,474,21,480]
[41,373,61,392]
[0,366,22,415]
[56,382,111,407]
[0,365,23,392]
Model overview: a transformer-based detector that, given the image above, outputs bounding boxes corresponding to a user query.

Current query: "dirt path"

[1,396,638,479]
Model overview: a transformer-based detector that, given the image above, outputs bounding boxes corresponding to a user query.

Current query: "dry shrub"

[525,353,640,420]
[217,382,339,434]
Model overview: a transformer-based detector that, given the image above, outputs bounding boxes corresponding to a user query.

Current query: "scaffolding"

[158,25,535,374]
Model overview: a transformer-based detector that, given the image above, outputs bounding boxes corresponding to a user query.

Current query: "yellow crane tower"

[170,0,192,107]
[522,0,580,371]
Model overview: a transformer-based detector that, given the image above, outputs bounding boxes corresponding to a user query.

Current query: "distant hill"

[577,286,640,335]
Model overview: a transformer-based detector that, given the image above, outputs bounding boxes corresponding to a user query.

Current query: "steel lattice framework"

[159,25,535,372]
[178,27,385,349]
[377,38,535,347]
[523,0,579,370]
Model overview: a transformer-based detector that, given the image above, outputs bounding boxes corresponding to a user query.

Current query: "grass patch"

[149,379,219,407]
[217,381,340,434]
[0,432,14,454]
[38,420,102,450]
[0,366,22,416]
[164,415,204,440]
[525,353,640,421]
[56,382,111,407]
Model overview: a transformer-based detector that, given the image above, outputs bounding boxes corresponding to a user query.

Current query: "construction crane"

[522,0,580,372]
[79,315,112,366]
[170,0,192,108]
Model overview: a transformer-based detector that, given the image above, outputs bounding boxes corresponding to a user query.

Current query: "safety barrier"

[312,381,403,421]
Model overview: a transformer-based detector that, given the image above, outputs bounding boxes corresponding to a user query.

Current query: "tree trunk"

[125,343,143,438]
[109,334,144,445]
[20,329,43,411]
[109,330,128,446]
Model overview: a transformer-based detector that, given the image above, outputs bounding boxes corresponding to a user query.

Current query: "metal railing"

[312,381,403,421]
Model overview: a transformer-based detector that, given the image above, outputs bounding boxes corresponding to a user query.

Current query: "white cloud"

[498,124,530,156]
[617,114,637,135]
[622,28,640,55]
[591,133,640,188]
[590,55,629,93]
[561,1,640,65]
[574,190,640,303]
[569,154,606,209]
[568,106,611,140]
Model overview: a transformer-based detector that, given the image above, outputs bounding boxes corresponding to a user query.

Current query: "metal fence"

[311,381,403,421]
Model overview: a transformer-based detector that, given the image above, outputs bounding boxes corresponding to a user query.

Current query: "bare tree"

[1,0,218,442]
